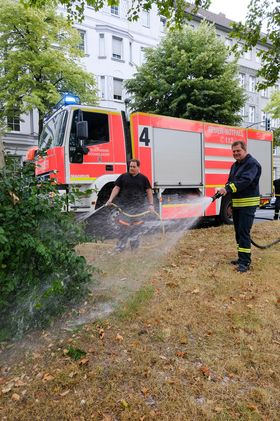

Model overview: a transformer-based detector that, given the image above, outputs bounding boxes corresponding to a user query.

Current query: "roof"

[187,7,270,46]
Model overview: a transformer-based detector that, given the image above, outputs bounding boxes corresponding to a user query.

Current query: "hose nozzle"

[211,191,223,202]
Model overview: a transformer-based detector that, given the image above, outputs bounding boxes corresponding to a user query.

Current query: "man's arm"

[146,188,154,209]
[106,186,120,205]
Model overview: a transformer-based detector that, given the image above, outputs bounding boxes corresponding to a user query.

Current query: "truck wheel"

[85,205,120,239]
[219,195,233,225]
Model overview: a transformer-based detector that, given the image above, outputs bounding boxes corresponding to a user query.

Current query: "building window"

[160,16,167,32]
[239,106,245,117]
[261,111,266,127]
[112,36,123,60]
[99,33,105,57]
[249,106,255,123]
[142,10,150,27]
[249,75,256,92]
[140,46,146,65]
[113,78,123,100]
[7,115,20,131]
[239,73,245,87]
[261,87,268,97]
[111,5,119,16]
[77,29,86,52]
[100,76,105,99]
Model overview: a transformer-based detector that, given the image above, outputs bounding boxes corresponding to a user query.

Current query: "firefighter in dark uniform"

[218,141,261,273]
[273,178,280,220]
[106,159,154,252]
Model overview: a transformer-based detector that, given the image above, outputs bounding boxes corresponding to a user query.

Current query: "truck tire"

[219,195,233,225]
[85,206,120,239]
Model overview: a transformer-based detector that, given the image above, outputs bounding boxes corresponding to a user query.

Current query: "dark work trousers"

[232,206,257,266]
[274,196,280,220]
[116,215,144,251]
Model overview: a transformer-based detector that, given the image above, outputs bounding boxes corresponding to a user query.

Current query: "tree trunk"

[0,138,5,170]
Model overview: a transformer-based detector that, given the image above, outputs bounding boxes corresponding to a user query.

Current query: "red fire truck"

[27,95,273,226]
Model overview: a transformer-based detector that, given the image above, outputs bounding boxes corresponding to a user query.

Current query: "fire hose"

[211,192,280,249]
[77,202,165,235]
[108,203,165,235]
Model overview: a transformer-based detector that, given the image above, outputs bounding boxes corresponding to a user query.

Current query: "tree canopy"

[231,0,279,89]
[265,92,280,120]
[125,22,246,126]
[264,91,280,149]
[0,0,98,135]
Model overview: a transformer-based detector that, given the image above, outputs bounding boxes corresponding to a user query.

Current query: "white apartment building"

[2,3,280,177]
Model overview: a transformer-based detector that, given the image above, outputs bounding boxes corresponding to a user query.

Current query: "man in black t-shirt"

[107,159,154,251]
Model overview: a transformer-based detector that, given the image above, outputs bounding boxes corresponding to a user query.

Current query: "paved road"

[255,208,275,223]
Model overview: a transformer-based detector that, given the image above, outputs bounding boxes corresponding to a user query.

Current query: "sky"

[208,0,251,23]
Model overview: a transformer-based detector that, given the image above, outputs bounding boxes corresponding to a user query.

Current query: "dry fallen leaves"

[115,333,124,342]
[101,415,114,421]
[176,351,187,358]
[11,393,20,402]
[165,282,179,288]
[141,387,149,397]
[68,371,78,378]
[79,358,89,366]
[200,366,210,378]
[42,373,55,382]
[2,383,14,394]
[59,390,70,397]
[99,328,105,340]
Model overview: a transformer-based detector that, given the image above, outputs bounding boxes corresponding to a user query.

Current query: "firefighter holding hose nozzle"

[217,141,261,273]
[106,159,154,252]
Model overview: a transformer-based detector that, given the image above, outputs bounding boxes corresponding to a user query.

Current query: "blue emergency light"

[43,93,81,123]
[62,94,81,105]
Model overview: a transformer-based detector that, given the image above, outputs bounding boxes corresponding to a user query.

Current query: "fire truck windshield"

[39,110,68,150]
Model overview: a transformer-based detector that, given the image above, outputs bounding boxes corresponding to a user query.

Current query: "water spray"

[211,191,223,202]
[77,204,107,221]
[77,202,165,235]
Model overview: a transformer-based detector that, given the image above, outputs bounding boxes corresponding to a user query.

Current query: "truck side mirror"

[76,121,88,140]
[25,146,39,161]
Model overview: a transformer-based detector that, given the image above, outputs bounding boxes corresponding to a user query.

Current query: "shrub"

[0,159,92,339]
